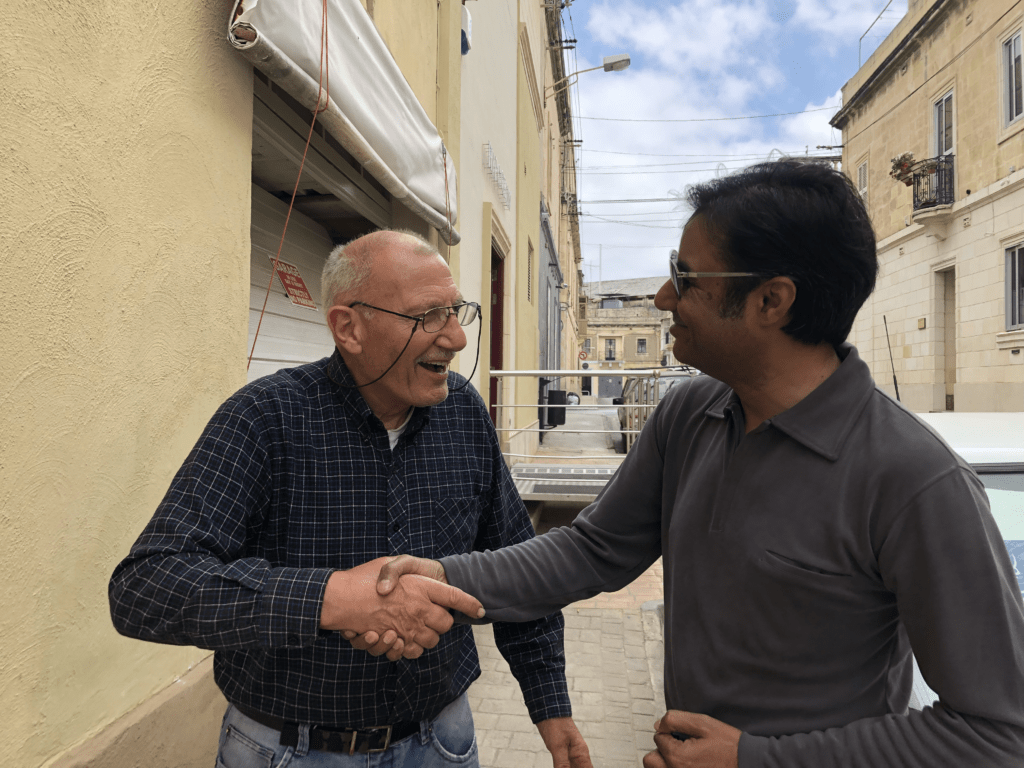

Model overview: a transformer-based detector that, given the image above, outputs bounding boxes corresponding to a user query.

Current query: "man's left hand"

[537,717,592,768]
[643,711,740,768]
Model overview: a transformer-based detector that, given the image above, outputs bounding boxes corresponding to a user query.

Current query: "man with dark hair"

[109,230,591,768]
[363,162,1024,767]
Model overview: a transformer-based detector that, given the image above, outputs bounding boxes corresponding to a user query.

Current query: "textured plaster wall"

[0,2,253,765]
[372,0,439,123]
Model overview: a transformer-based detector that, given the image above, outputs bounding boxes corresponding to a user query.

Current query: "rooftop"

[584,276,666,299]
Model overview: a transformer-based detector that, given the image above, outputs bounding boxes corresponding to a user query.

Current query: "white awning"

[228,0,460,245]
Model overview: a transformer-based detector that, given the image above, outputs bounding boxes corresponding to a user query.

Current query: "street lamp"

[544,54,631,104]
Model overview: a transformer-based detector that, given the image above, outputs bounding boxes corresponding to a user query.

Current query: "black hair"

[686,159,878,347]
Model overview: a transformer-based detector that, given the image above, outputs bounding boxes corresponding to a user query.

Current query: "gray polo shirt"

[442,343,1024,767]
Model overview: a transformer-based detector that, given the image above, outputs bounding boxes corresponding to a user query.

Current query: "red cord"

[442,145,453,243]
[248,0,331,372]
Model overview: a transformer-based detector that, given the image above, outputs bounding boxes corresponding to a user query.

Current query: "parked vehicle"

[908,412,1024,708]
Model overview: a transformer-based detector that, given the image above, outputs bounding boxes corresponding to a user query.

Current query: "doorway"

[941,268,956,410]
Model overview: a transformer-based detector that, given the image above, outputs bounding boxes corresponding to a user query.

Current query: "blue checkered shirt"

[109,351,569,726]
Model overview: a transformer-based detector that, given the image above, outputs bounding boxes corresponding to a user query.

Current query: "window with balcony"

[1006,33,1023,125]
[605,339,616,360]
[637,338,647,355]
[935,92,953,156]
[1008,245,1024,330]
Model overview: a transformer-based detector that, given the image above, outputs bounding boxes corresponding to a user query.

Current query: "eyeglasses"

[668,250,768,298]
[349,301,481,333]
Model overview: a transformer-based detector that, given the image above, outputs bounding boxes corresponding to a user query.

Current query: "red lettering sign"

[268,257,318,311]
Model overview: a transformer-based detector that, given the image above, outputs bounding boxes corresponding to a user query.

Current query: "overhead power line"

[578,106,838,123]
[578,197,681,203]
[584,243,678,249]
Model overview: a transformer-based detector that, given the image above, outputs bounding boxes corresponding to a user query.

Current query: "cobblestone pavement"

[467,559,665,768]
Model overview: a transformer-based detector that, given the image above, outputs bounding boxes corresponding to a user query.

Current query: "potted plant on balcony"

[890,152,916,186]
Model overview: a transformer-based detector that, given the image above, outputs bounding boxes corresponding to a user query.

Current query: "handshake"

[319,555,473,661]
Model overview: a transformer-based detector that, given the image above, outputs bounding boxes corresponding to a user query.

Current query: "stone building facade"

[831,0,1024,412]
[581,277,673,397]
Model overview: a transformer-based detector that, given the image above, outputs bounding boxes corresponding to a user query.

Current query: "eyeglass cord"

[333,315,482,395]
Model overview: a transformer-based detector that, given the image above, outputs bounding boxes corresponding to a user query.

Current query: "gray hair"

[320,229,440,320]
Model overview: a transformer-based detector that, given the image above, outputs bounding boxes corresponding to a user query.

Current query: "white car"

[908,412,1024,708]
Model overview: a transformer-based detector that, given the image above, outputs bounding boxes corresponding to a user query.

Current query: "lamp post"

[544,54,630,105]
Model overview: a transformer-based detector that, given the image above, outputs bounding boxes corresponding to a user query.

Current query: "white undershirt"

[386,409,414,450]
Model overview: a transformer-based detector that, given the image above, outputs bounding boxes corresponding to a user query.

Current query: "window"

[857,161,868,199]
[637,338,647,355]
[935,92,953,155]
[605,339,616,360]
[1006,33,1023,124]
[583,338,592,354]
[665,331,670,344]
[1008,245,1024,330]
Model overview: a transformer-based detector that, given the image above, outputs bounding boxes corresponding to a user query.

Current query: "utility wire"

[577,154,832,170]
[581,199,684,205]
[578,105,838,123]
[580,148,829,158]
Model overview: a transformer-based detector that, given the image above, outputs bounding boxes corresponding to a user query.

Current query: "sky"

[562,0,908,284]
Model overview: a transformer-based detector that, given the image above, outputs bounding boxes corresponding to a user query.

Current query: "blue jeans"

[215,693,478,768]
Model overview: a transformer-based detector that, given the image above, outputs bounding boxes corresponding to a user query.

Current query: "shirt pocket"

[432,497,481,557]
[752,548,884,660]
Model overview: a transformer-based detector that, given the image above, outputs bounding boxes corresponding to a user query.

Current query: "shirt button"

[287,634,299,645]
[392,523,400,532]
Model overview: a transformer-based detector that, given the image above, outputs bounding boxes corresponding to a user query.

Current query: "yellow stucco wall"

[370,0,440,124]
[515,46,542,429]
[1,2,253,765]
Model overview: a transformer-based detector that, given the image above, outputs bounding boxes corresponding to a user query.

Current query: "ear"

[327,305,364,355]
[752,277,797,329]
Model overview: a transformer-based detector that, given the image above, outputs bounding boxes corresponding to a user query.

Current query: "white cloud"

[587,0,776,81]
[571,2,855,282]
[793,0,908,50]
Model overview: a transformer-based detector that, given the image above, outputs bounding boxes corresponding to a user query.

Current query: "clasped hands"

[333,556,742,768]
[319,556,478,660]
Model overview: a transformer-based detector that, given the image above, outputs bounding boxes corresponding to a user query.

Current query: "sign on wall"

[269,256,318,310]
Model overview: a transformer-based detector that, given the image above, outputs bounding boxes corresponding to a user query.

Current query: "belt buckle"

[350,725,392,754]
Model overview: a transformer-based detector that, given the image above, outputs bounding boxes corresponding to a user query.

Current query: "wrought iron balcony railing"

[913,154,954,211]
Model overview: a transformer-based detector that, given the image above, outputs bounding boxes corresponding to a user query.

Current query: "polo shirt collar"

[703,343,875,461]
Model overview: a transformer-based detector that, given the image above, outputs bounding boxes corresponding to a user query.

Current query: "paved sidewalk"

[467,560,665,768]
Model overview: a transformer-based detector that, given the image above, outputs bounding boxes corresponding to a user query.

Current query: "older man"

[367,162,1024,768]
[109,230,589,768]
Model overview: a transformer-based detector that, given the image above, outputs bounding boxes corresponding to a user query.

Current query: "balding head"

[321,229,440,318]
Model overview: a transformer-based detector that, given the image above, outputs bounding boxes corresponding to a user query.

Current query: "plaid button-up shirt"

[109,351,569,727]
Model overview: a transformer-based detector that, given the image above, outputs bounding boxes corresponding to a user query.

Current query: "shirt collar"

[325,349,432,437]
[704,343,875,461]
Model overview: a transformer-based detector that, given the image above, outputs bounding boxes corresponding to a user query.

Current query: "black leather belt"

[235,704,420,755]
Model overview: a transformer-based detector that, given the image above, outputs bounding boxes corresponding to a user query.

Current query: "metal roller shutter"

[247,184,336,382]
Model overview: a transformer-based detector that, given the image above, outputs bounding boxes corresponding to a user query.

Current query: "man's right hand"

[320,557,483,658]
[376,554,448,594]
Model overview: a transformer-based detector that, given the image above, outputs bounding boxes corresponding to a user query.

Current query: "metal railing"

[488,367,697,459]
[488,368,699,503]
[913,154,955,211]
[619,367,699,452]
[489,368,653,460]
